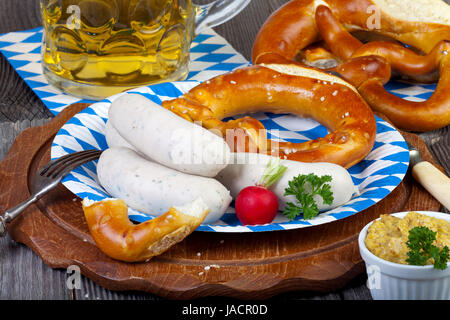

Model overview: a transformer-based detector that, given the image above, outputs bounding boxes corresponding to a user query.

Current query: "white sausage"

[105,120,136,150]
[108,94,231,177]
[216,153,358,212]
[105,120,151,160]
[97,147,232,224]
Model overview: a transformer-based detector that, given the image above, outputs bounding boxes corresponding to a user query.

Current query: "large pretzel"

[252,0,450,131]
[162,64,376,169]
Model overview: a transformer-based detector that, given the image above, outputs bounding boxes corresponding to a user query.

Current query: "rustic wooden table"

[0,0,448,300]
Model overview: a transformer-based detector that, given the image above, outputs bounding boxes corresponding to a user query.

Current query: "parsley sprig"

[283,174,334,220]
[406,226,449,270]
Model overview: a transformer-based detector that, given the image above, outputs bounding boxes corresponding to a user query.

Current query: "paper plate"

[51,81,409,232]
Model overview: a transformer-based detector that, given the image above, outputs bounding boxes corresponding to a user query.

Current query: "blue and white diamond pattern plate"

[51,81,410,233]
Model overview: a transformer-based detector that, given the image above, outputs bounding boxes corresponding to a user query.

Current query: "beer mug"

[40,0,250,100]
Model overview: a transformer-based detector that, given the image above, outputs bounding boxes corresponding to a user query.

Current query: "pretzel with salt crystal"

[252,0,450,131]
[162,64,376,169]
[316,5,450,131]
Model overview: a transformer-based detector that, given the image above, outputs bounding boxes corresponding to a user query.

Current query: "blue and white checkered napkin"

[0,27,249,116]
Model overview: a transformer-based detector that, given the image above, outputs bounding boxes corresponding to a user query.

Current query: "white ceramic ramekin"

[358,211,450,300]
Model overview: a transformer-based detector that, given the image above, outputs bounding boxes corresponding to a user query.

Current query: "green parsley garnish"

[283,173,334,220]
[406,226,449,270]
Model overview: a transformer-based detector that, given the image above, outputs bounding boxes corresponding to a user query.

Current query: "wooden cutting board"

[0,103,443,299]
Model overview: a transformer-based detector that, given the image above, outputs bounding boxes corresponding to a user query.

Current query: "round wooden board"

[0,103,443,299]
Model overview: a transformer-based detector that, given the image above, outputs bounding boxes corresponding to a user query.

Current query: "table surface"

[0,0,449,301]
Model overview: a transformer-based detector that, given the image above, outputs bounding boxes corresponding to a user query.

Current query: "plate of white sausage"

[51,81,409,232]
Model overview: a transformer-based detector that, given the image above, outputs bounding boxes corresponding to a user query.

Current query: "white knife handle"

[412,161,450,210]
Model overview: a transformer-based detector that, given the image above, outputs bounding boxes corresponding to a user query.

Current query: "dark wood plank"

[268,290,342,301]
[0,0,52,122]
[0,119,49,158]
[0,234,73,300]
[211,0,274,62]
[339,274,373,300]
[267,0,291,11]
[0,118,72,300]
[74,277,162,300]
[0,54,52,123]
[420,128,450,176]
[0,0,41,34]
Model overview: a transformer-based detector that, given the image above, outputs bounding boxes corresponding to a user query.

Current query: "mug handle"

[194,0,251,35]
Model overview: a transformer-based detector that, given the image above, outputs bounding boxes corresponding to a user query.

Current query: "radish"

[235,158,287,225]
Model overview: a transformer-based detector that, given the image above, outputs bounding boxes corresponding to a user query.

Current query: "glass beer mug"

[40,0,250,100]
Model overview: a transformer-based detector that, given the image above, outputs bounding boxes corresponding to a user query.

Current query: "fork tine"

[41,151,95,178]
[48,150,102,179]
[54,152,102,179]
[40,150,99,176]
[42,150,101,178]
[39,152,85,175]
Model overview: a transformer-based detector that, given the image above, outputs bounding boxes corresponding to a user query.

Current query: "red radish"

[235,186,279,225]
[235,158,287,225]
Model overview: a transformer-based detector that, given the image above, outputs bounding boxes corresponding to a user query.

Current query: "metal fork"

[0,150,102,237]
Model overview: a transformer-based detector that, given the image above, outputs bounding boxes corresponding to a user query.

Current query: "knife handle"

[412,161,450,210]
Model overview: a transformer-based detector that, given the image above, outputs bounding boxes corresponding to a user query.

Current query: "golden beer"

[41,0,195,100]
